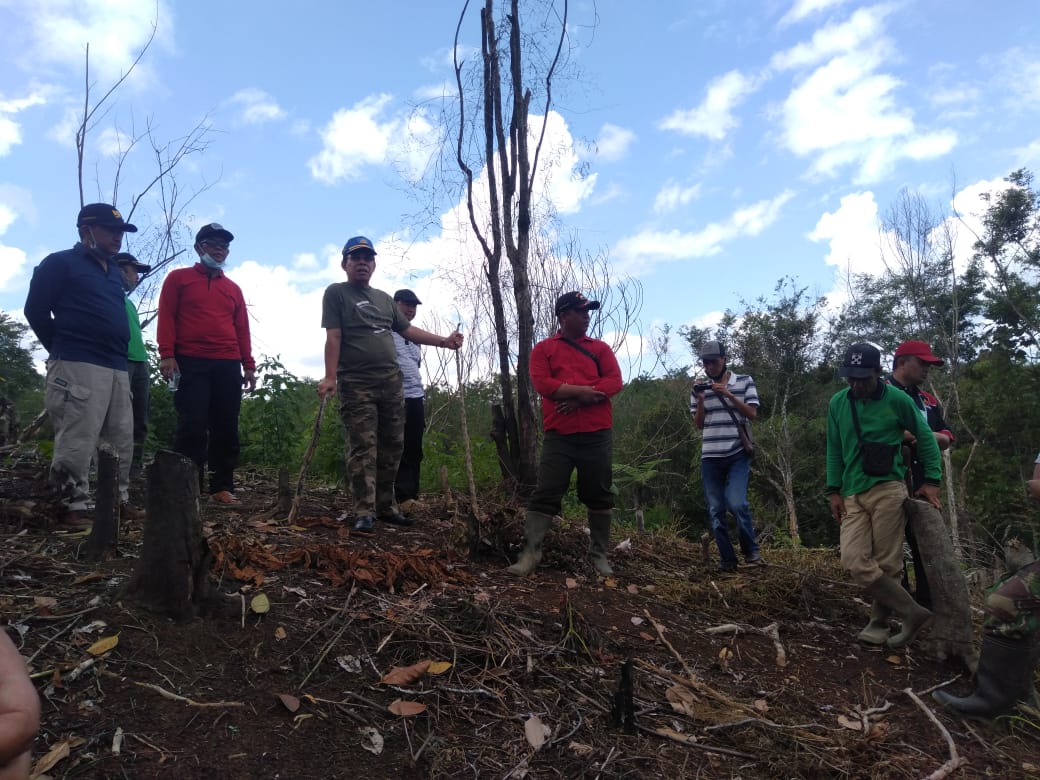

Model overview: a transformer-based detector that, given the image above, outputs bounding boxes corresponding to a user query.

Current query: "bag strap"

[849,394,865,445]
[715,387,747,429]
[559,336,602,377]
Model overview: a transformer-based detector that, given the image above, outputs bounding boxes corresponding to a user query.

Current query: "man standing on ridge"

[391,288,427,508]
[317,236,462,534]
[115,252,153,477]
[157,223,256,504]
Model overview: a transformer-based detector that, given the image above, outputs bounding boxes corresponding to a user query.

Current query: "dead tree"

[123,450,213,621]
[904,498,977,669]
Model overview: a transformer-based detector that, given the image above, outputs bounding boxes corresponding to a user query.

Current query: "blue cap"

[342,236,377,255]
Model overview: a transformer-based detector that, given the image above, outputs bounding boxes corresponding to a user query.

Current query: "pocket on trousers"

[45,376,91,415]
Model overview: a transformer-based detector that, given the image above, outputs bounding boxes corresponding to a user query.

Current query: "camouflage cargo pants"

[984,559,1040,640]
[338,375,405,517]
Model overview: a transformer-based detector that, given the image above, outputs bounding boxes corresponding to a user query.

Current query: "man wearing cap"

[157,223,256,504]
[826,342,943,649]
[317,237,463,534]
[115,253,153,476]
[507,291,623,577]
[24,203,140,525]
[690,340,764,572]
[391,289,426,507]
[886,339,954,611]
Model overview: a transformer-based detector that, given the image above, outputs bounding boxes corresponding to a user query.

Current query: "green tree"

[0,311,44,426]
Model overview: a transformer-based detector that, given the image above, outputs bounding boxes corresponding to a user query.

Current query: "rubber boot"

[588,509,613,576]
[856,601,892,646]
[932,634,1036,719]
[507,511,553,576]
[865,576,933,650]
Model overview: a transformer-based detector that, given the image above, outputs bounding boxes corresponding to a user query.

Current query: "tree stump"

[276,467,291,515]
[904,498,977,669]
[123,450,214,621]
[86,448,119,560]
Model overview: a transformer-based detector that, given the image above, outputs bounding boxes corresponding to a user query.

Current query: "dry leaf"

[30,737,76,776]
[884,655,903,665]
[380,659,431,685]
[614,538,632,552]
[87,634,119,656]
[630,616,644,626]
[388,699,427,717]
[277,693,300,713]
[638,631,656,642]
[565,578,578,589]
[837,714,862,731]
[753,699,770,712]
[524,715,550,750]
[569,741,594,757]
[72,572,105,585]
[336,655,362,674]
[626,584,639,594]
[603,577,617,589]
[274,626,287,640]
[665,685,698,716]
[34,596,57,609]
[427,661,452,675]
[250,593,271,614]
[359,726,384,755]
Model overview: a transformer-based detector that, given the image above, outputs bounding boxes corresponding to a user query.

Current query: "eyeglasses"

[201,240,230,251]
[347,253,375,263]
[701,357,723,365]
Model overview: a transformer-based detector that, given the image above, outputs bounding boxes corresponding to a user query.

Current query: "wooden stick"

[288,394,329,524]
[904,687,968,779]
[101,670,243,708]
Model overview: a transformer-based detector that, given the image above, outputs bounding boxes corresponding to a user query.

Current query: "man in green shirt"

[116,253,152,476]
[317,236,462,534]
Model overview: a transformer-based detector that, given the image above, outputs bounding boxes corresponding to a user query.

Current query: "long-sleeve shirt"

[24,243,129,370]
[529,332,623,434]
[157,263,255,370]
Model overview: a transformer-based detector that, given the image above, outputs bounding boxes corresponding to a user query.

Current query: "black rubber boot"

[588,509,613,576]
[932,634,1036,719]
[507,511,553,576]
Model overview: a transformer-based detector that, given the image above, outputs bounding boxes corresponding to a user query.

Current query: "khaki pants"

[839,480,908,587]
[44,360,133,511]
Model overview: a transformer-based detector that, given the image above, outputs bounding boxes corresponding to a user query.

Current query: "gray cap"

[699,340,726,360]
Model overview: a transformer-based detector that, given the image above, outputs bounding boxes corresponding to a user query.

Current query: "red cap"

[894,340,944,366]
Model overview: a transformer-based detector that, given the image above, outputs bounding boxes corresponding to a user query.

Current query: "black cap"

[839,342,882,378]
[196,223,234,244]
[555,291,600,315]
[113,252,151,273]
[699,340,726,360]
[393,289,422,305]
[77,203,138,232]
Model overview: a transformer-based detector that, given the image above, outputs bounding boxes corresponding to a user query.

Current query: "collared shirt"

[392,331,424,399]
[885,376,954,490]
[690,372,759,459]
[529,332,623,434]
[320,282,408,383]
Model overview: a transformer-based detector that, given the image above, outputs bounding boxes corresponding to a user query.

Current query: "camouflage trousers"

[338,375,405,516]
[984,559,1040,640]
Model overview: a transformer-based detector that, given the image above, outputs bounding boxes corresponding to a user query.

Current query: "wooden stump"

[86,448,120,560]
[123,450,214,621]
[904,498,977,669]
[276,467,291,515]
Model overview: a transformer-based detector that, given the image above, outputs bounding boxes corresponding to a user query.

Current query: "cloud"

[613,190,795,274]
[96,126,132,157]
[659,70,759,141]
[227,88,286,125]
[997,47,1040,110]
[653,182,702,214]
[0,89,49,156]
[779,0,852,27]
[594,123,636,162]
[308,94,439,184]
[808,190,880,276]
[0,204,28,292]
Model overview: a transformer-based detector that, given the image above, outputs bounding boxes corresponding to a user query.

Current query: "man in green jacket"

[826,343,943,650]
[115,253,152,476]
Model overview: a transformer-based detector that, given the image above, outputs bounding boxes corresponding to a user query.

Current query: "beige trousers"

[839,480,908,587]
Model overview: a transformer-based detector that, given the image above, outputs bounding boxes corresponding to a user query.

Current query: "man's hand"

[317,377,337,399]
[242,369,257,393]
[159,357,179,381]
[441,331,464,350]
[902,429,917,445]
[0,632,40,778]
[829,493,846,522]
[914,484,942,509]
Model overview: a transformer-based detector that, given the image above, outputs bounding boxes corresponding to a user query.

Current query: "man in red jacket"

[157,223,256,503]
[507,291,623,577]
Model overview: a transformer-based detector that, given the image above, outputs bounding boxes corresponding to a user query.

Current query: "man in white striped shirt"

[690,340,764,572]
[392,289,426,508]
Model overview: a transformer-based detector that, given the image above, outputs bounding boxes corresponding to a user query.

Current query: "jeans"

[701,452,758,567]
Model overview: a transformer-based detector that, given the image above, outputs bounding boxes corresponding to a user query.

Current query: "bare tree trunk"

[123,450,214,621]
[86,448,120,560]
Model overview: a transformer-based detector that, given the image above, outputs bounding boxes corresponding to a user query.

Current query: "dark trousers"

[395,396,425,502]
[173,356,242,495]
[528,429,614,516]
[127,359,150,469]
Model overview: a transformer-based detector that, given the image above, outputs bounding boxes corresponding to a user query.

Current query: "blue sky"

[1,0,1039,381]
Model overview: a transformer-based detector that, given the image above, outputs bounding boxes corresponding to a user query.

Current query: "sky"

[1,0,1039,383]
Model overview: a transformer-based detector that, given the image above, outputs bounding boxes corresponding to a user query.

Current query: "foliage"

[238,356,313,471]
[0,311,44,424]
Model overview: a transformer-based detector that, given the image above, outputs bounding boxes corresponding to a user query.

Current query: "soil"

[1,456,1038,779]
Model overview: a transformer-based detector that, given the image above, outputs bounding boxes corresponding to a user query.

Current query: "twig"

[904,687,968,779]
[644,609,695,681]
[288,395,328,525]
[298,587,356,690]
[595,745,616,780]
[709,580,730,609]
[101,670,243,708]
[760,622,787,668]
[637,724,757,759]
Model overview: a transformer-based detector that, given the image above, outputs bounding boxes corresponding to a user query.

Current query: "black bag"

[850,395,897,476]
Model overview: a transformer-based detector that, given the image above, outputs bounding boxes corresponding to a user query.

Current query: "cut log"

[86,448,119,560]
[904,498,977,670]
[123,450,214,621]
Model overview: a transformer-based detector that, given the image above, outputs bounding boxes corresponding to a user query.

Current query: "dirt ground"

[1,456,1038,779]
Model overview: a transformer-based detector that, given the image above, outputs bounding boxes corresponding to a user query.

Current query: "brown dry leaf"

[427,661,452,675]
[388,699,427,717]
[626,584,639,594]
[71,572,105,586]
[569,741,594,757]
[753,699,770,712]
[884,655,903,665]
[250,593,271,614]
[34,596,58,609]
[665,684,698,716]
[87,634,119,656]
[638,631,656,642]
[277,693,300,713]
[30,736,82,777]
[274,626,287,640]
[837,714,862,731]
[524,715,549,749]
[565,577,578,589]
[603,577,617,589]
[380,659,431,685]
[718,647,732,661]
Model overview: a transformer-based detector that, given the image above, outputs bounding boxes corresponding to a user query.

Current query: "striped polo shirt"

[689,372,759,459]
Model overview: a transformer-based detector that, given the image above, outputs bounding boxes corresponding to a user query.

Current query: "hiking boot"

[507,511,553,576]
[210,491,240,505]
[378,511,415,527]
[745,555,767,567]
[353,515,376,534]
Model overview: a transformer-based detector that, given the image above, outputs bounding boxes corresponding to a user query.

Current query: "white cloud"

[227,88,286,125]
[659,70,759,141]
[1015,137,1040,166]
[808,190,879,275]
[0,204,28,292]
[594,123,636,162]
[0,89,49,156]
[779,0,852,27]
[998,48,1040,110]
[653,182,702,214]
[771,6,889,71]
[96,126,132,157]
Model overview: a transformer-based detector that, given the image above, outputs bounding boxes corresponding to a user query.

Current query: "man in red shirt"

[507,291,623,576]
[157,223,256,503]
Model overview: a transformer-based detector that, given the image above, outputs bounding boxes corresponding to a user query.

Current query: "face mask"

[200,253,224,270]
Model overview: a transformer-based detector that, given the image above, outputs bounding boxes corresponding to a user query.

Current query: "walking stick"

[287,394,329,525]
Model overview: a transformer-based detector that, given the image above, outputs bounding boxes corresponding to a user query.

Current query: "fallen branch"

[904,687,968,779]
[101,670,244,708]
[288,394,328,525]
[644,609,696,681]
[638,724,756,760]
